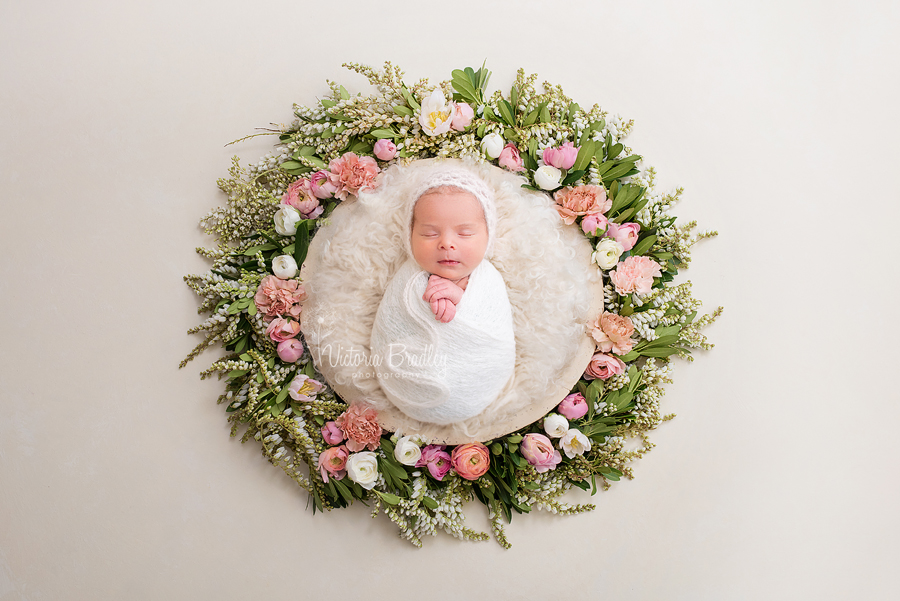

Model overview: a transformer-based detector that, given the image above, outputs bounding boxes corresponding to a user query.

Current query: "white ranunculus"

[480,132,505,159]
[273,205,302,236]
[543,413,569,438]
[534,165,562,190]
[419,89,454,136]
[271,255,298,279]
[592,238,625,270]
[560,428,592,459]
[393,435,422,466]
[346,451,379,489]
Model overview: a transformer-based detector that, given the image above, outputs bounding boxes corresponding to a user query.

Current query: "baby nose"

[439,236,455,249]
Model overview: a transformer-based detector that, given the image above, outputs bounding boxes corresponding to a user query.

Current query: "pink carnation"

[266,317,301,343]
[416,445,452,481]
[309,170,337,200]
[520,433,562,473]
[543,141,579,170]
[606,222,641,252]
[558,393,589,420]
[498,143,525,172]
[553,185,612,225]
[327,152,380,201]
[254,275,307,322]
[335,404,382,452]
[318,445,349,483]
[584,352,626,381]
[591,312,636,355]
[609,256,662,296]
[281,178,324,219]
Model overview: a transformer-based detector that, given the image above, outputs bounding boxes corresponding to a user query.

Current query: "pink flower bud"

[498,143,525,172]
[309,170,337,199]
[557,393,589,420]
[450,102,474,131]
[581,212,609,236]
[276,338,304,363]
[543,141,579,170]
[373,139,398,161]
[321,421,345,445]
[266,317,301,343]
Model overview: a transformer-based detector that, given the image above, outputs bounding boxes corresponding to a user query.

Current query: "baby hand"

[423,275,465,305]
[430,298,457,323]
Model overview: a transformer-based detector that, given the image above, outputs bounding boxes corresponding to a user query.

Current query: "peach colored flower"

[591,312,636,355]
[450,442,490,481]
[318,445,349,483]
[498,143,525,172]
[584,352,626,381]
[281,178,324,219]
[606,222,641,252]
[520,433,561,473]
[609,255,662,296]
[553,185,611,225]
[327,152,380,201]
[335,404,382,452]
[266,317,301,343]
[254,275,307,322]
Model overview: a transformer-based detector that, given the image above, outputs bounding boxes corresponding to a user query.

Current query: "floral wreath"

[182,62,721,548]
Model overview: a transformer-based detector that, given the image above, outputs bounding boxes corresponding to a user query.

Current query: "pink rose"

[498,143,525,172]
[327,152,380,201]
[519,433,562,473]
[558,393,589,420]
[584,352,626,381]
[606,222,641,252]
[287,374,323,402]
[309,170,337,200]
[543,142,579,170]
[281,178,324,219]
[450,442,490,481]
[335,404,382,452]
[318,445,349,483]
[276,338,304,363]
[450,102,475,131]
[581,212,609,236]
[321,421,344,445]
[416,445,452,480]
[266,317,300,343]
[591,312,636,355]
[553,185,612,225]
[254,275,307,322]
[609,255,662,296]
[372,139,398,161]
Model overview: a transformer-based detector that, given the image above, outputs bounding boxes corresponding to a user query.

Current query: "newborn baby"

[369,166,516,425]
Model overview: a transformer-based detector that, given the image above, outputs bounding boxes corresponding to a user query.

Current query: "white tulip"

[480,132,505,159]
[543,413,569,438]
[533,165,562,190]
[393,436,422,466]
[346,451,379,490]
[592,238,625,270]
[271,255,298,279]
[273,205,302,236]
[560,428,592,458]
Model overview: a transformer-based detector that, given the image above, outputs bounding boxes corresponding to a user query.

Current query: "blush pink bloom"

[498,143,525,172]
[584,352,626,381]
[327,152,380,201]
[542,142,579,170]
[372,139,398,161]
[254,275,307,322]
[416,445,452,480]
[591,312,636,355]
[606,222,641,252]
[609,255,663,295]
[281,178,324,219]
[450,443,490,481]
[581,212,609,236]
[266,317,301,343]
[450,102,475,131]
[520,433,562,473]
[553,185,612,225]
[558,393,589,420]
[318,445,349,483]
[335,404,382,452]
[309,170,337,200]
[277,340,304,365]
[287,374,323,402]
[321,421,345,445]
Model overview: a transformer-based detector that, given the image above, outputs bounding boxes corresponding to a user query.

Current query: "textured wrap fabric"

[370,258,516,425]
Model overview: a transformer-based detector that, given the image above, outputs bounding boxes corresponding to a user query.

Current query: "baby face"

[411,188,488,281]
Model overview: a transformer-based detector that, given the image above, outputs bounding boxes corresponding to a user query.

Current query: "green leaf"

[491,442,503,455]
[483,104,498,122]
[320,128,333,139]
[630,235,657,257]
[332,478,353,503]
[572,140,597,172]
[523,107,540,126]
[242,243,276,256]
[451,71,478,101]
[640,347,680,358]
[506,434,522,444]
[655,325,682,338]
[246,303,257,316]
[510,84,518,108]
[540,103,552,124]
[607,143,623,160]
[376,491,401,505]
[349,139,373,155]
[498,100,516,127]
[369,129,395,139]
[618,350,639,362]
[567,102,581,122]
[392,105,413,117]
[422,497,438,510]
[320,99,336,109]
[275,384,290,404]
[339,85,350,100]
[561,169,585,187]
[227,369,248,379]
[295,145,316,157]
[293,224,309,268]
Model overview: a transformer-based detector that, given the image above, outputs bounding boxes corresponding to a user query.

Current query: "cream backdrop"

[2,1,898,599]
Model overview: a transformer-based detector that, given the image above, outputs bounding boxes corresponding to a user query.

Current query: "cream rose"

[480,132,504,159]
[419,89,454,136]
[346,451,379,489]
[534,165,562,190]
[271,255,298,279]
[542,413,569,438]
[273,205,302,236]
[592,238,625,270]
[393,436,422,467]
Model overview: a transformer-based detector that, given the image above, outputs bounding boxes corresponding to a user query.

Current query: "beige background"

[2,1,898,599]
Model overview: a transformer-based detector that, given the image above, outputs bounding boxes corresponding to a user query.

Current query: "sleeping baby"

[369,166,516,425]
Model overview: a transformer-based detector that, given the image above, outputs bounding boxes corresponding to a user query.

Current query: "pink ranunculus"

[584,352,626,381]
[416,445,452,481]
[266,317,301,343]
[287,374,324,402]
[281,178,324,219]
[558,393,589,420]
[318,445,349,483]
[326,152,380,201]
[609,255,662,296]
[591,312,636,355]
[606,222,641,252]
[335,404,381,452]
[450,102,475,131]
[581,212,609,236]
[519,433,562,473]
[321,421,345,445]
[254,275,307,322]
[309,170,337,200]
[498,143,525,172]
[276,338,304,363]
[553,185,612,226]
[372,139,398,161]
[450,442,490,481]
[542,142,579,170]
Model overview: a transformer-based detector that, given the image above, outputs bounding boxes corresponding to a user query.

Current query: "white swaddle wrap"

[370,258,516,425]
